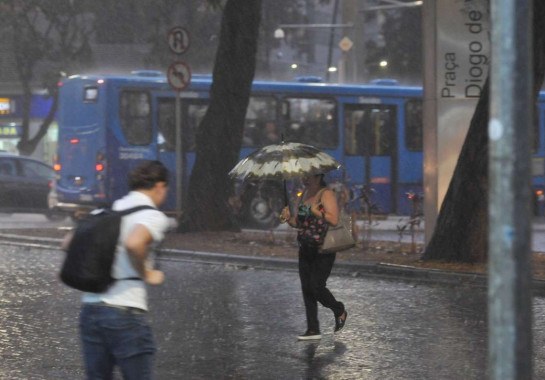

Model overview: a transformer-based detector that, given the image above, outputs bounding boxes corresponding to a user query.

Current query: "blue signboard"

[0,95,54,119]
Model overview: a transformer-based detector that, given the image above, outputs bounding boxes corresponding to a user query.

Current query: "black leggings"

[298,245,344,332]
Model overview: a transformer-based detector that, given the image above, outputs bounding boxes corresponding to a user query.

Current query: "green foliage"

[0,0,93,155]
[366,7,422,82]
[0,0,93,81]
[139,0,223,72]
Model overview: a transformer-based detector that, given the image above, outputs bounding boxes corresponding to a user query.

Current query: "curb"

[2,232,545,295]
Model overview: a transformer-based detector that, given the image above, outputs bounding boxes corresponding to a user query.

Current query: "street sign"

[167,26,190,55]
[167,61,192,91]
[339,36,353,52]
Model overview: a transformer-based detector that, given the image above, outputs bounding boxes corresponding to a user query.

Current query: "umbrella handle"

[283,180,289,207]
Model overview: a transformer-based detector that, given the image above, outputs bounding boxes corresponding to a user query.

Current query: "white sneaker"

[297,330,322,340]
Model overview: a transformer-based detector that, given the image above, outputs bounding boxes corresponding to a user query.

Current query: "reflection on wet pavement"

[0,246,544,379]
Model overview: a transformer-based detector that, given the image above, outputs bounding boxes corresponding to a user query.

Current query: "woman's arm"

[312,189,339,226]
[280,206,298,227]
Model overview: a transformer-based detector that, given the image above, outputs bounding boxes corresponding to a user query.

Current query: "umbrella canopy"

[229,142,341,181]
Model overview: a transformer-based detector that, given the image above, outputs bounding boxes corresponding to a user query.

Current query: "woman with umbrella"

[230,141,347,340]
[280,173,348,340]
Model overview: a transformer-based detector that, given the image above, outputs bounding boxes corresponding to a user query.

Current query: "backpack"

[60,205,155,293]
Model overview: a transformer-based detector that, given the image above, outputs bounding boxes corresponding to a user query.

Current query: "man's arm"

[61,231,73,251]
[124,224,164,285]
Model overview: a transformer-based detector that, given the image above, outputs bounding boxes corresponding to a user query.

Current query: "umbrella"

[229,142,341,206]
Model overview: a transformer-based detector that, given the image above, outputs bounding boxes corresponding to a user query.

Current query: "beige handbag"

[319,212,356,254]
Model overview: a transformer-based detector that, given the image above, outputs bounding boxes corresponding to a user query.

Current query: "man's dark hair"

[128,160,169,190]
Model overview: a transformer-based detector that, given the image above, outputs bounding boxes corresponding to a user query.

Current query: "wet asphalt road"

[2,245,545,379]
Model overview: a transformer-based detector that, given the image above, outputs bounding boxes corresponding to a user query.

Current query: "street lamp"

[272,22,354,82]
[274,28,285,39]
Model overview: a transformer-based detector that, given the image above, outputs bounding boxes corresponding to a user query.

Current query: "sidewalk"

[2,224,545,295]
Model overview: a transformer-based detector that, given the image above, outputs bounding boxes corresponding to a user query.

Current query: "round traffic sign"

[167,61,192,91]
[167,26,190,55]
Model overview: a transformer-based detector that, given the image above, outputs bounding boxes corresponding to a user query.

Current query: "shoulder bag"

[319,211,356,254]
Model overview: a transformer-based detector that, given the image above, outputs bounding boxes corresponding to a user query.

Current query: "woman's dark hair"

[318,174,327,187]
[128,160,169,190]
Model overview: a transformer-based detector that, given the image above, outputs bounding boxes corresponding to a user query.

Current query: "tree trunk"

[17,88,59,156]
[180,0,261,231]
[423,81,489,262]
[423,1,545,263]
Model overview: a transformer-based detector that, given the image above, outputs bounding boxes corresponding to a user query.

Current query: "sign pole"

[175,90,183,220]
[167,26,191,222]
[488,0,533,378]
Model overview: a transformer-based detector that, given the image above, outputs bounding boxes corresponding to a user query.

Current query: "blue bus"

[52,71,545,227]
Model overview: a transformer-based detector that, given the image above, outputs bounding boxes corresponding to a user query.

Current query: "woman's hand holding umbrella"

[280,206,292,225]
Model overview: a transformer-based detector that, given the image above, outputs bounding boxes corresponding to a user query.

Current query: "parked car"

[0,153,65,220]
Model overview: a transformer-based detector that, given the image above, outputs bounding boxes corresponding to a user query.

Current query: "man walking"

[77,160,170,379]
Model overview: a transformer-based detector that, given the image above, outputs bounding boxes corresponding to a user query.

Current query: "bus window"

[283,98,337,148]
[244,96,277,147]
[405,99,423,152]
[120,91,152,145]
[157,99,208,152]
[186,103,208,151]
[344,110,364,155]
[158,99,175,151]
[344,106,394,156]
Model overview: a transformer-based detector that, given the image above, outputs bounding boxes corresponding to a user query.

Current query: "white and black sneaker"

[297,330,322,341]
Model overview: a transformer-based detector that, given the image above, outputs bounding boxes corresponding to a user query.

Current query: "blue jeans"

[79,303,156,380]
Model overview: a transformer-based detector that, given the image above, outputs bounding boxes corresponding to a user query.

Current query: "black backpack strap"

[118,277,143,282]
[117,205,156,216]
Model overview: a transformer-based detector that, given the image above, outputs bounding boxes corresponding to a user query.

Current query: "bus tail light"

[536,189,544,202]
[70,138,80,144]
[95,151,107,199]
[53,154,61,172]
[95,151,106,172]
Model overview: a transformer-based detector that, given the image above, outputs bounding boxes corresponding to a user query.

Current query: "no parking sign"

[167,61,191,91]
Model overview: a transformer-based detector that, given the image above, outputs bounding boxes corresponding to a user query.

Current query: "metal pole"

[175,90,183,220]
[325,0,340,82]
[421,0,438,244]
[338,51,347,84]
[488,0,533,378]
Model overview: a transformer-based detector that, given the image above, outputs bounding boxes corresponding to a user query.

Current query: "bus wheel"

[241,184,283,229]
